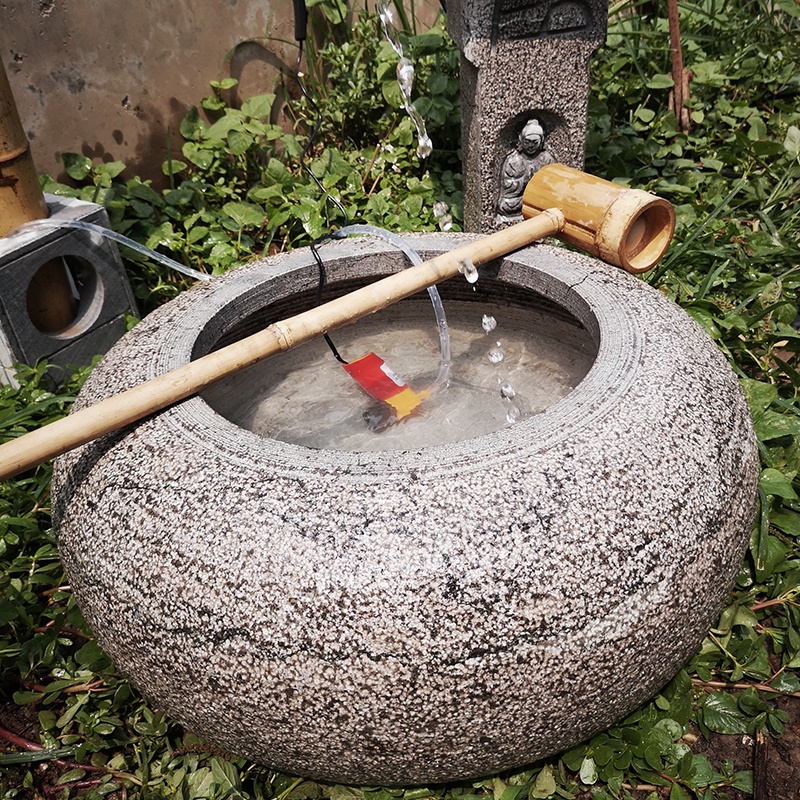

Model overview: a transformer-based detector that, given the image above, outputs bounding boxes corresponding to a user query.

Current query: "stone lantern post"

[447,0,608,232]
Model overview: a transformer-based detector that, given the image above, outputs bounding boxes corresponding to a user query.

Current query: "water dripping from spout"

[482,314,497,334]
[458,257,478,284]
[488,344,505,364]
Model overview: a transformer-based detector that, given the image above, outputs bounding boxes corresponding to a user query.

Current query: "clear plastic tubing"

[8,218,212,283]
[333,224,451,393]
[9,218,451,391]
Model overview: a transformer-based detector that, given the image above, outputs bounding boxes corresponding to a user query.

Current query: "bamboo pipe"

[0,58,77,331]
[0,166,675,479]
[522,163,675,274]
[0,209,566,479]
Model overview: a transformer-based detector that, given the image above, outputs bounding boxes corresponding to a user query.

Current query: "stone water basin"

[52,233,758,785]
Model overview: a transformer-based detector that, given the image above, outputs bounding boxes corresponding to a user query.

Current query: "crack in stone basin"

[201,298,596,451]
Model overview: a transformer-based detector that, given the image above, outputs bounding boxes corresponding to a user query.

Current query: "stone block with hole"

[0,194,138,385]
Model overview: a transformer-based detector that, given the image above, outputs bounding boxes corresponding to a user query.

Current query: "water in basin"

[203,298,595,451]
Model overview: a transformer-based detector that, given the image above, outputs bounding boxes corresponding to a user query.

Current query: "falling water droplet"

[488,345,505,364]
[506,404,521,424]
[482,314,497,334]
[459,258,478,284]
[416,134,433,159]
[397,57,415,93]
[500,383,516,399]
[433,200,453,230]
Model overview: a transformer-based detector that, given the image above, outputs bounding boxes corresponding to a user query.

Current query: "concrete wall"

[3,0,438,185]
[3,0,297,183]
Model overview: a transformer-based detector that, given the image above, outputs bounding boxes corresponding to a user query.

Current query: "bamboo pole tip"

[596,190,676,274]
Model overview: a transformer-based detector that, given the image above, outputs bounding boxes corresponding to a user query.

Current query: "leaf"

[382,77,403,108]
[784,125,800,158]
[747,116,767,141]
[241,93,276,119]
[12,691,44,704]
[771,510,800,537]
[62,153,92,181]
[531,764,556,798]
[579,756,598,785]
[701,691,749,734]
[179,106,204,140]
[755,410,800,441]
[182,142,216,169]
[740,378,777,413]
[760,468,798,500]
[56,768,86,785]
[227,129,254,156]
[96,161,127,179]
[210,77,238,91]
[210,757,242,796]
[222,202,266,228]
[162,159,188,176]
[329,787,364,800]
[646,74,674,89]
[669,783,691,800]
[561,746,586,771]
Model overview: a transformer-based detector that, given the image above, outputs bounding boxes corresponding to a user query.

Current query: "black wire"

[293,41,349,227]
[310,237,348,364]
[293,39,350,363]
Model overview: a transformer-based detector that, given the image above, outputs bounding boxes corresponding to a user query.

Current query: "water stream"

[377,0,433,159]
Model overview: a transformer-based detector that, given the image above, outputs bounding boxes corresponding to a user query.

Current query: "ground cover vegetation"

[1,0,799,797]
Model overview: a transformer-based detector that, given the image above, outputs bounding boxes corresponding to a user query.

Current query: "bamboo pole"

[522,163,675,274]
[0,209,566,480]
[0,61,48,234]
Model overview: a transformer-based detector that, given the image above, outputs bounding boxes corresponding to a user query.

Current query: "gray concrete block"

[0,194,137,385]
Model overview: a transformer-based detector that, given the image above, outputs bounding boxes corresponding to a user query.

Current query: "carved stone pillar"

[447,0,608,232]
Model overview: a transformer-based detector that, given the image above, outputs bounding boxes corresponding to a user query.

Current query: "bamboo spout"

[522,163,676,274]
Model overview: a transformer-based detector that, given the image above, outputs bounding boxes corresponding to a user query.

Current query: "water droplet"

[459,257,478,284]
[433,201,448,218]
[482,314,497,333]
[416,134,433,159]
[488,345,505,364]
[438,214,453,232]
[500,383,516,399]
[397,57,415,93]
[506,404,521,424]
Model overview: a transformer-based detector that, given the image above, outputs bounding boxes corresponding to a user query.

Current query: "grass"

[2,0,800,798]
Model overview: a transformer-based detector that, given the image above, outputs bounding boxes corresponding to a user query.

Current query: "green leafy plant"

[3,0,800,797]
[40,7,462,316]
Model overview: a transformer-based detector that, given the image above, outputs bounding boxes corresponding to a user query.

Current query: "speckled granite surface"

[52,235,759,785]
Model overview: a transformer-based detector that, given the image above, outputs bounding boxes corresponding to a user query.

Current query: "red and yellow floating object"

[343,352,430,419]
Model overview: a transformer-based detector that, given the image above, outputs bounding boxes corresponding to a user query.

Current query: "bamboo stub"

[522,163,675,273]
[1,59,78,330]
